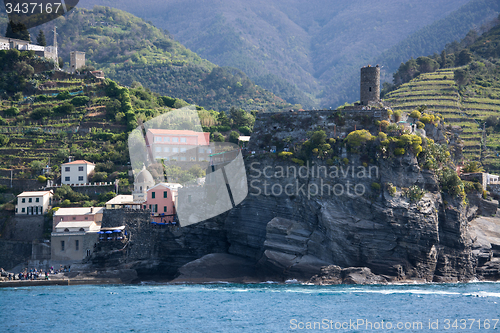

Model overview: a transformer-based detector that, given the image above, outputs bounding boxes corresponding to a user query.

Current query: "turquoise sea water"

[0,282,499,332]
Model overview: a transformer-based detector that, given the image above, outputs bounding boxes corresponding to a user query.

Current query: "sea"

[0,282,499,332]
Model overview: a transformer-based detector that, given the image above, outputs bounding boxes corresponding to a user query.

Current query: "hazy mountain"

[77,0,497,108]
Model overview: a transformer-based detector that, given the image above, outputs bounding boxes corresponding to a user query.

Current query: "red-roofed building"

[146,129,211,162]
[61,159,95,185]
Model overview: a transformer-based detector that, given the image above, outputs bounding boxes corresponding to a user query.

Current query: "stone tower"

[360,65,380,105]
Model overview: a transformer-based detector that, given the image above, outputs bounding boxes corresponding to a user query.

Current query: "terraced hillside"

[384,69,500,172]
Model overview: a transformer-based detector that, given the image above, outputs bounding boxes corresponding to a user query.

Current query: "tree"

[462,161,484,173]
[36,30,46,46]
[456,49,472,67]
[454,68,469,86]
[58,57,64,69]
[229,131,240,144]
[5,21,30,41]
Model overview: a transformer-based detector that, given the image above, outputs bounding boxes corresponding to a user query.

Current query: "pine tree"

[37,30,47,46]
[5,21,30,42]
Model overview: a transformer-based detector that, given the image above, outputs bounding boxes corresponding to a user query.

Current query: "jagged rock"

[308,265,387,285]
[171,253,256,283]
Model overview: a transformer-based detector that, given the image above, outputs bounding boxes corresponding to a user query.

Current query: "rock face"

[309,265,388,285]
[85,111,499,283]
[171,253,257,283]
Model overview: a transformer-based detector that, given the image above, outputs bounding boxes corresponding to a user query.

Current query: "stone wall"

[1,215,45,241]
[0,240,32,270]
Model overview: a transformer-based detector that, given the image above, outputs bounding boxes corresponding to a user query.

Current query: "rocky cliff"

[83,109,499,283]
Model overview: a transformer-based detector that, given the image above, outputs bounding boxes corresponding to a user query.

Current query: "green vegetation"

[384,18,500,173]
[24,7,293,113]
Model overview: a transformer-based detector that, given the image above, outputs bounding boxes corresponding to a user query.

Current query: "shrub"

[406,185,425,202]
[4,107,20,117]
[291,158,304,166]
[371,182,381,191]
[461,161,484,173]
[326,159,334,166]
[211,132,225,142]
[71,96,90,107]
[278,152,293,159]
[0,134,9,146]
[416,121,425,129]
[0,116,6,125]
[463,180,482,193]
[342,158,349,165]
[346,130,373,147]
[386,183,397,196]
[420,113,435,124]
[409,110,421,119]
[53,102,76,114]
[238,126,252,136]
[37,175,47,183]
[56,91,71,100]
[229,131,240,144]
[394,148,405,155]
[394,110,402,122]
[61,199,71,207]
[31,107,52,119]
[216,125,231,132]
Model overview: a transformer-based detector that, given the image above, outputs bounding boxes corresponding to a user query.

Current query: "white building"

[51,221,100,261]
[52,206,104,230]
[61,160,95,185]
[15,190,53,215]
[105,195,135,209]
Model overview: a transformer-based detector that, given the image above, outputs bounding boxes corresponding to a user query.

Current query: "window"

[207,148,212,153]
[173,148,178,153]
[28,198,32,203]
[180,137,186,143]
[155,136,160,142]
[188,195,192,203]
[22,198,25,203]
[180,147,186,153]
[164,206,167,212]
[79,228,85,231]
[151,192,155,199]
[22,208,25,213]
[165,137,170,142]
[173,137,178,142]
[163,191,168,198]
[180,157,186,161]
[143,205,146,209]
[85,217,88,220]
[75,240,79,251]
[64,228,69,232]
[111,204,115,208]
[86,249,91,257]
[155,147,161,152]
[78,166,84,171]
[65,177,70,182]
[73,217,76,220]
[154,204,158,212]
[199,148,204,153]
[65,167,70,172]
[61,241,65,251]
[35,198,39,203]
[149,204,151,210]
[164,147,170,152]
[369,87,372,92]
[78,176,84,181]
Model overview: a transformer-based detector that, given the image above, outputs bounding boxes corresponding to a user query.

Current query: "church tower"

[360,65,380,105]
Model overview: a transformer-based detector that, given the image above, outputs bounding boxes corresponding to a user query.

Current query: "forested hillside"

[0,49,261,208]
[0,6,294,112]
[384,18,500,173]
[78,0,497,108]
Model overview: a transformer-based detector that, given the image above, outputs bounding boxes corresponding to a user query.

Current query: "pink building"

[144,183,182,223]
[146,129,211,162]
[52,207,104,231]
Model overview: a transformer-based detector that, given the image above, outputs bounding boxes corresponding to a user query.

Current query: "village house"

[105,195,135,209]
[61,159,95,185]
[15,190,53,215]
[146,129,211,162]
[51,220,100,261]
[52,207,104,231]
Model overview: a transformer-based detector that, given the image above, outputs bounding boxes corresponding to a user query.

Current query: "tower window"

[369,87,372,92]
